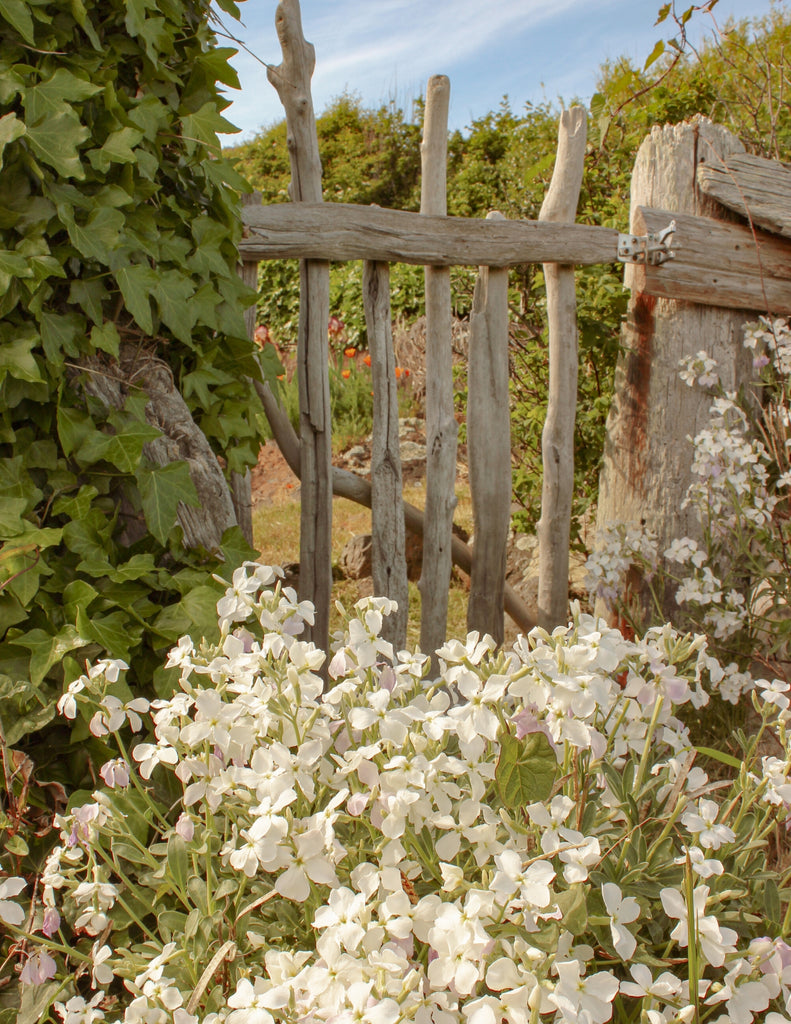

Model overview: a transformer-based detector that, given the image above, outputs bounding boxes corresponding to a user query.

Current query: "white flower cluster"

[585,320,791,675]
[583,522,658,604]
[4,566,791,1024]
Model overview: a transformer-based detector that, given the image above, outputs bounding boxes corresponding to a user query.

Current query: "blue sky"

[216,0,782,147]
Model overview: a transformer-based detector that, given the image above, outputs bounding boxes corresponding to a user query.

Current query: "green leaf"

[0,0,36,44]
[4,832,28,856]
[0,496,27,535]
[76,607,136,659]
[76,419,160,473]
[91,321,120,358]
[496,729,558,809]
[167,833,189,893]
[91,126,145,172]
[153,269,196,343]
[12,624,90,686]
[644,39,666,70]
[0,334,43,384]
[61,205,124,263]
[137,460,199,545]
[695,745,743,770]
[0,112,25,170]
[57,403,93,457]
[655,3,672,24]
[107,553,156,582]
[555,886,588,935]
[40,310,84,364]
[180,101,236,148]
[114,264,158,334]
[25,68,102,125]
[765,877,781,926]
[26,110,89,180]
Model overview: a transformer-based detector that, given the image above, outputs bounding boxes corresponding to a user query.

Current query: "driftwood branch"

[240,202,619,267]
[267,0,332,655]
[363,260,409,650]
[253,379,536,637]
[74,346,237,552]
[537,106,587,629]
[419,74,457,665]
[467,212,511,644]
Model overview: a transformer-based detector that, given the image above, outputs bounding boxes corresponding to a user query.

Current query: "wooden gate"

[238,0,791,662]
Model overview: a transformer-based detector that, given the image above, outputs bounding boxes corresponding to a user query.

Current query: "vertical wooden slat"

[267,0,332,654]
[537,106,587,630]
[419,74,456,665]
[232,189,261,547]
[363,260,409,650]
[467,211,511,645]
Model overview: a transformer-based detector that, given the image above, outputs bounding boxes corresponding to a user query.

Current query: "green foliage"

[0,0,269,807]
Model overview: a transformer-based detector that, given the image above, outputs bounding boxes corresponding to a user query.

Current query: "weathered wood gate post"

[536,106,587,630]
[467,212,510,645]
[363,260,409,650]
[267,0,333,654]
[596,118,754,620]
[419,75,457,664]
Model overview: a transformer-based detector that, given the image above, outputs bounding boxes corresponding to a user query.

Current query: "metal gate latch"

[617,220,676,265]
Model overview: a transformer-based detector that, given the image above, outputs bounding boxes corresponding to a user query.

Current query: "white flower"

[0,877,26,926]
[601,882,640,959]
[674,845,724,879]
[619,962,682,1000]
[681,798,735,850]
[54,992,106,1023]
[660,884,738,968]
[550,960,619,1024]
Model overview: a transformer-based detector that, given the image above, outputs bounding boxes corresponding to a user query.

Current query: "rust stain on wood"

[623,292,655,492]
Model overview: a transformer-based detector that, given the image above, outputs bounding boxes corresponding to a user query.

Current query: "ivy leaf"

[0,112,25,171]
[180,101,236,149]
[24,68,102,125]
[61,205,124,263]
[114,264,158,334]
[13,625,90,687]
[0,334,43,384]
[76,607,136,660]
[153,269,196,343]
[90,126,145,172]
[26,110,89,179]
[0,0,37,44]
[40,311,84,364]
[56,404,94,457]
[137,460,199,545]
[90,321,120,358]
[496,730,558,809]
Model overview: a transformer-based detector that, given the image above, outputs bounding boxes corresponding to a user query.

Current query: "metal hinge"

[617,220,676,265]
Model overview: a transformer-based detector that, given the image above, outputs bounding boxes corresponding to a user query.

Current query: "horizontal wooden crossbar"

[634,206,791,314]
[239,200,791,314]
[240,201,620,266]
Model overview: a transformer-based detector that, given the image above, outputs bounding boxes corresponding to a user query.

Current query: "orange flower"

[363,354,371,367]
[404,368,411,378]
[343,346,356,358]
[394,367,402,379]
[341,368,351,379]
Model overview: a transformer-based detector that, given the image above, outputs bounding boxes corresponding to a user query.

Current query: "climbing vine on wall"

[0,0,274,801]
